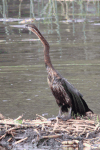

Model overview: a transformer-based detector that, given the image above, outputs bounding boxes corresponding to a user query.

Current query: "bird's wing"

[61,78,91,115]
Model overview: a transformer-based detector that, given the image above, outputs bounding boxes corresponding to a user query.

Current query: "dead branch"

[14,137,28,144]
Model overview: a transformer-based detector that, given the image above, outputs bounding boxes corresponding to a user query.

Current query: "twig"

[7,137,12,142]
[62,140,79,145]
[86,123,100,138]
[42,134,62,139]
[94,123,99,131]
[53,117,59,131]
[36,114,47,121]
[6,126,20,133]
[79,127,87,136]
[83,142,91,148]
[0,133,6,140]
[34,129,40,136]
[14,115,23,121]
[14,137,28,144]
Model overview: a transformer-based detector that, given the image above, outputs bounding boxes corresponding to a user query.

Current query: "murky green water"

[0,0,100,120]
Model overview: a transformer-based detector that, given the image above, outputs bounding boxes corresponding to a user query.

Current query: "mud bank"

[0,113,100,150]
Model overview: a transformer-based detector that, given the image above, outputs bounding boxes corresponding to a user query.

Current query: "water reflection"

[0,0,100,119]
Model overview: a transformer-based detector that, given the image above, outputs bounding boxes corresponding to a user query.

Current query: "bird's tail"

[61,78,93,116]
[71,93,93,116]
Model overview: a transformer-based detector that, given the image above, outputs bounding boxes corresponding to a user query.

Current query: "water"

[0,0,100,120]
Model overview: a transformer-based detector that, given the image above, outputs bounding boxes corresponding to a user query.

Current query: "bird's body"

[47,66,92,118]
[26,24,93,120]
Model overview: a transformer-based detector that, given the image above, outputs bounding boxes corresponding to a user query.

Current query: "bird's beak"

[25,24,31,31]
[25,24,28,28]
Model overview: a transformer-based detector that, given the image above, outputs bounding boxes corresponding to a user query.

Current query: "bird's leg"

[58,107,62,118]
[47,107,62,121]
[68,107,72,118]
[61,107,72,121]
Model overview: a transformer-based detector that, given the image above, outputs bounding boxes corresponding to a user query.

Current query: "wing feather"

[61,78,91,115]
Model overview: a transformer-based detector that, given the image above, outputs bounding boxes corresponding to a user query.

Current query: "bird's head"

[25,24,36,29]
[25,24,38,32]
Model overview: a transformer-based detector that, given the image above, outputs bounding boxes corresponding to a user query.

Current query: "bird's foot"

[61,115,71,121]
[57,114,71,121]
[47,115,71,121]
[59,107,72,121]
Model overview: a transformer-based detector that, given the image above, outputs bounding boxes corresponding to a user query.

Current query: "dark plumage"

[26,24,93,120]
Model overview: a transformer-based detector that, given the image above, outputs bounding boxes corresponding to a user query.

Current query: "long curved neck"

[29,26,54,69]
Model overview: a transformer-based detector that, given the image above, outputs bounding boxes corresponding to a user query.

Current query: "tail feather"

[71,93,93,115]
[61,78,93,116]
